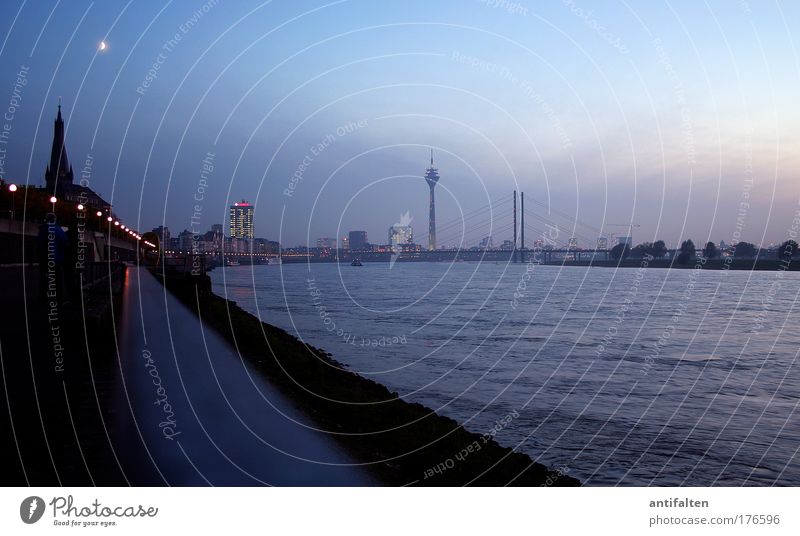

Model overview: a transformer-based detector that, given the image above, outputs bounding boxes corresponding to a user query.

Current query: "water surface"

[211,261,800,485]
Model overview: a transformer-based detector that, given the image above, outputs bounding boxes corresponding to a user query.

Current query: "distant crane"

[606,223,641,246]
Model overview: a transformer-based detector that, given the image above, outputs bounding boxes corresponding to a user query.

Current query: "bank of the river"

[155,270,580,487]
[222,256,798,271]
[549,257,798,270]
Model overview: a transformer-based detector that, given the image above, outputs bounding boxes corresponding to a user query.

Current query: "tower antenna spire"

[430,148,434,167]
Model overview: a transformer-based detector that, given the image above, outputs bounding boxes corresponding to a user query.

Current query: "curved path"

[112,266,375,486]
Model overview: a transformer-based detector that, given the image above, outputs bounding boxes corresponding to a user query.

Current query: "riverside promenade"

[114,266,375,485]
[0,264,374,486]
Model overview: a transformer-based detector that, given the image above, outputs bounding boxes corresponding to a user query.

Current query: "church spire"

[45,99,73,193]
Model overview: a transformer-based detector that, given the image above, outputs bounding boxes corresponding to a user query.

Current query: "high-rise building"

[341,236,349,250]
[229,200,254,239]
[211,223,223,235]
[597,237,608,250]
[178,229,196,252]
[388,225,413,246]
[479,236,494,249]
[348,230,368,251]
[568,237,578,249]
[152,226,171,245]
[317,237,337,249]
[424,150,440,251]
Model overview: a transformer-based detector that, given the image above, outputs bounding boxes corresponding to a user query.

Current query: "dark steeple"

[45,99,73,194]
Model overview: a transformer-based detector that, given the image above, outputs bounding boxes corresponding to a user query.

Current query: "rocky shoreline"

[154,270,580,487]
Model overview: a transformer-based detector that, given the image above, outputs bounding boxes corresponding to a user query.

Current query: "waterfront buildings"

[317,237,337,249]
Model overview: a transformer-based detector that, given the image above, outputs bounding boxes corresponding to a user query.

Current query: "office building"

[348,231,368,251]
[388,225,413,247]
[229,200,254,239]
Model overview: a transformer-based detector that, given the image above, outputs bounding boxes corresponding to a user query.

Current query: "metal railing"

[79,261,125,295]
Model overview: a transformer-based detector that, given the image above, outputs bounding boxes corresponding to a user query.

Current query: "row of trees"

[609,239,799,264]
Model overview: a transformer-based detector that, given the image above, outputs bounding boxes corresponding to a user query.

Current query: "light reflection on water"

[212,262,800,486]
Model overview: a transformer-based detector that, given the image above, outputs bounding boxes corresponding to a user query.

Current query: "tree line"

[608,239,799,264]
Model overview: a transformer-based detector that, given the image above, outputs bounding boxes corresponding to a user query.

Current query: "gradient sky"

[0,0,798,248]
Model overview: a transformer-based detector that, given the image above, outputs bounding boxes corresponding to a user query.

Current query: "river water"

[211,261,800,486]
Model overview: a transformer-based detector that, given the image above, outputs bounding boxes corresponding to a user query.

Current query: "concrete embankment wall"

[0,217,137,265]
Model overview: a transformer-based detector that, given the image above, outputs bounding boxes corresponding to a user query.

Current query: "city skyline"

[0,1,797,250]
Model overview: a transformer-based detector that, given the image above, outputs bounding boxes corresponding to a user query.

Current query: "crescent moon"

[99,41,107,51]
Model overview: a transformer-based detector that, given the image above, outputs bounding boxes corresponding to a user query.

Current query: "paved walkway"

[112,267,375,485]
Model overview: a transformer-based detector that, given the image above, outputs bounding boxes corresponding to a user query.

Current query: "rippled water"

[211,261,800,486]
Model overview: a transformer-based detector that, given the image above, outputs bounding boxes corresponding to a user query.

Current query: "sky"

[0,0,798,248]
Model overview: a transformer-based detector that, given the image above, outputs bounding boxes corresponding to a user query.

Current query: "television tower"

[424,149,440,251]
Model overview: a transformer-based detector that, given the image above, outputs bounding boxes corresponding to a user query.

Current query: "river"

[211,261,800,486]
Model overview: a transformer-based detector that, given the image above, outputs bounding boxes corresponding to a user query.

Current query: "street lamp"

[77,204,84,211]
[7,184,17,220]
